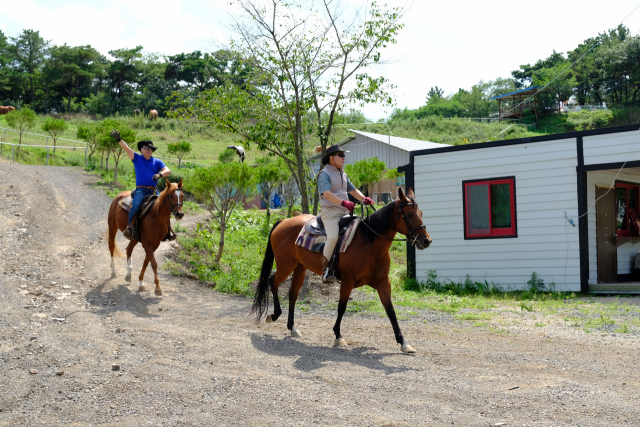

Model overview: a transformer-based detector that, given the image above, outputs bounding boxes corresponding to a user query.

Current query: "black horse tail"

[251,220,282,321]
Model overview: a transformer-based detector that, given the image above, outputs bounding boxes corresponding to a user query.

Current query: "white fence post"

[12,145,15,164]
[85,147,87,168]
[46,136,49,147]
[46,147,49,166]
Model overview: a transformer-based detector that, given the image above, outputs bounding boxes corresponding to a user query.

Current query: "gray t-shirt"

[317,169,356,195]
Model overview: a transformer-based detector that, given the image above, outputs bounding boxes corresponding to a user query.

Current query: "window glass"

[616,188,628,230]
[467,183,490,233]
[491,183,512,228]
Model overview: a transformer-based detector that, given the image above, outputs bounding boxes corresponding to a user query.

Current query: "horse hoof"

[265,314,274,324]
[334,338,347,347]
[111,272,117,278]
[138,285,146,292]
[401,343,416,354]
[155,289,162,296]
[290,327,302,338]
[124,275,131,283]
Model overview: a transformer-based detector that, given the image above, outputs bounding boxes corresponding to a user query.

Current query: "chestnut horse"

[107,181,184,295]
[252,188,432,353]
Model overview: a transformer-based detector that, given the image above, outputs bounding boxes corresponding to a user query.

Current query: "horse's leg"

[265,265,294,323]
[108,216,119,278]
[285,264,307,337]
[333,281,355,347]
[138,255,150,292]
[377,278,415,353]
[124,240,138,283]
[143,245,162,296]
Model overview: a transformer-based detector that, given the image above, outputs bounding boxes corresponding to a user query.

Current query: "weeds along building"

[311,130,447,203]
[400,124,640,294]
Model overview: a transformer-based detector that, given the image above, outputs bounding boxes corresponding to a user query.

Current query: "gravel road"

[0,162,639,426]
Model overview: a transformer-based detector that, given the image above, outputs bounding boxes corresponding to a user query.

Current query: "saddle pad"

[295,217,360,254]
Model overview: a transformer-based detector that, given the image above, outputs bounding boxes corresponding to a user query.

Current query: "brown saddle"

[118,194,158,221]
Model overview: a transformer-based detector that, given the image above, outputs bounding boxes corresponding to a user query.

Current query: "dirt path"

[0,163,639,426]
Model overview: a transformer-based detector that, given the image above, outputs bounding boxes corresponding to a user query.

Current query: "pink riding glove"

[341,199,355,213]
[362,196,374,205]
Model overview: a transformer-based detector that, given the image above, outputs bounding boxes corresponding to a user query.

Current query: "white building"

[402,124,640,293]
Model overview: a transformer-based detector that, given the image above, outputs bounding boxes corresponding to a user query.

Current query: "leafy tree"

[426,86,444,102]
[41,116,68,153]
[344,158,387,198]
[170,0,405,215]
[49,44,101,112]
[8,30,49,105]
[187,162,257,262]
[0,30,12,101]
[255,157,289,222]
[107,46,144,112]
[5,108,36,149]
[76,122,101,159]
[98,119,136,182]
[167,140,192,168]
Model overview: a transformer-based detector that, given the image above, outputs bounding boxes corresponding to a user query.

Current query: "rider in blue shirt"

[110,129,175,241]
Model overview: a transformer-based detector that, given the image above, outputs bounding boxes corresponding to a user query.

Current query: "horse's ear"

[407,188,415,198]
[178,180,183,189]
[398,187,407,201]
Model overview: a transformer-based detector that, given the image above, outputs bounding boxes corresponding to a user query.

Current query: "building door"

[597,187,617,283]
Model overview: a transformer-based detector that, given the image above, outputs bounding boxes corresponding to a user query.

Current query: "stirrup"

[323,268,336,284]
[123,228,133,240]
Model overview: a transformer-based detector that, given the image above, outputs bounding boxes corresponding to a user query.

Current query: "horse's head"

[395,187,432,249]
[164,180,185,220]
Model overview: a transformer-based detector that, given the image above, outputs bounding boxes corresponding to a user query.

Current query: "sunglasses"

[141,146,152,151]
[333,153,346,158]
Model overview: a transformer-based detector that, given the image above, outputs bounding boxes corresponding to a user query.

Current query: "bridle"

[167,188,183,216]
[358,197,426,245]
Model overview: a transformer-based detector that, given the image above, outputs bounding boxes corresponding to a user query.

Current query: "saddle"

[303,214,359,236]
[118,192,158,220]
[296,215,360,254]
[118,191,159,243]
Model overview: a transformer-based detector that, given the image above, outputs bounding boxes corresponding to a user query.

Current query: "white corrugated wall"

[413,138,581,291]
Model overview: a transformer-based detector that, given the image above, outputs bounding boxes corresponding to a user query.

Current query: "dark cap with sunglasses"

[321,144,350,165]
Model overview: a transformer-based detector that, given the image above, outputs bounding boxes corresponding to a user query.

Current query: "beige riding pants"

[319,206,348,261]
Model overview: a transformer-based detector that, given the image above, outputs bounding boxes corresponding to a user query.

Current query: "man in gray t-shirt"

[317,144,374,283]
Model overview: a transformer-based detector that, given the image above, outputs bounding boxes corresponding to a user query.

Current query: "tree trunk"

[106,152,110,171]
[215,222,226,263]
[114,158,119,182]
[53,138,57,154]
[100,151,104,171]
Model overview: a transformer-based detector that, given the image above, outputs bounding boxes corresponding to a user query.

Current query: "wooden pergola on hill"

[490,86,541,122]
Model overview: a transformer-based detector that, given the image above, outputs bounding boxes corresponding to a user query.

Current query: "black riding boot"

[163,220,177,242]
[322,256,336,284]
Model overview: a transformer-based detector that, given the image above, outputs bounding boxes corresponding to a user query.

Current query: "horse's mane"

[358,201,397,244]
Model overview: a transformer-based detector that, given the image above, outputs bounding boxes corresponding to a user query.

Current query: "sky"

[2,0,640,120]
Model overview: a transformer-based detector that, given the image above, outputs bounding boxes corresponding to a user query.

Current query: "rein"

[153,180,183,216]
[356,197,426,245]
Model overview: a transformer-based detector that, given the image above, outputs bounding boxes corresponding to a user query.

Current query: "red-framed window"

[615,182,640,237]
[463,177,517,239]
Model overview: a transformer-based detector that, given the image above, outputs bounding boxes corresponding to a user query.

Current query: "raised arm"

[110,129,134,160]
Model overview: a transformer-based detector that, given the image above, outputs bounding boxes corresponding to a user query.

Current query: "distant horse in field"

[107,181,184,295]
[0,106,16,115]
[149,110,158,120]
[252,188,432,353]
[133,109,141,117]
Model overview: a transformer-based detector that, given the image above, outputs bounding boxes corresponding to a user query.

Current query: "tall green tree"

[49,44,101,112]
[187,162,257,262]
[41,116,68,153]
[344,158,387,198]
[171,0,405,215]
[8,30,49,105]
